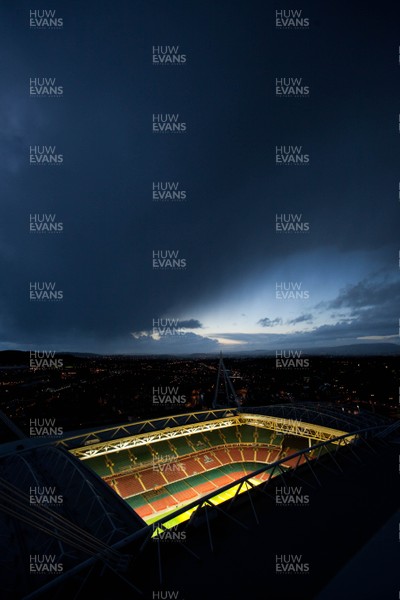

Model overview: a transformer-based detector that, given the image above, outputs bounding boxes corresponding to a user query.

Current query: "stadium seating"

[109,450,135,474]
[211,474,235,488]
[214,463,252,480]
[113,473,145,498]
[255,447,270,462]
[158,461,186,484]
[185,473,218,494]
[125,495,155,517]
[254,468,272,482]
[130,444,154,464]
[139,467,168,489]
[239,425,256,443]
[219,463,246,477]
[201,430,223,447]
[85,455,111,477]
[151,440,177,459]
[173,436,195,456]
[213,448,232,465]
[114,455,287,519]
[219,427,239,444]
[182,456,206,476]
[166,479,199,503]
[228,448,243,462]
[187,432,208,450]
[241,447,256,462]
[207,451,222,466]
[94,422,322,522]
[272,433,284,445]
[268,449,281,463]
[255,428,274,444]
[241,461,263,474]
[152,494,179,512]
[196,453,217,469]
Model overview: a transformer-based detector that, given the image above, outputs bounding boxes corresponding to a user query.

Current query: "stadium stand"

[228,447,244,462]
[173,436,194,456]
[138,467,168,488]
[151,440,177,459]
[185,473,218,495]
[166,479,199,503]
[187,432,208,450]
[84,421,319,523]
[271,433,284,445]
[109,450,135,473]
[112,473,145,497]
[213,448,232,465]
[159,463,187,484]
[182,456,206,476]
[201,430,222,447]
[196,453,217,469]
[130,444,154,464]
[85,455,111,477]
[219,427,238,444]
[151,494,179,512]
[255,447,270,462]
[239,425,256,443]
[255,427,274,444]
[218,463,247,479]
[210,474,235,488]
[241,447,256,461]
[270,448,282,462]
[126,495,155,517]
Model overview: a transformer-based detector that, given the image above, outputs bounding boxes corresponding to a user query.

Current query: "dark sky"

[0,0,399,354]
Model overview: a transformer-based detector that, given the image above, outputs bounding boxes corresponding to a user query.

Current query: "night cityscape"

[0,351,399,436]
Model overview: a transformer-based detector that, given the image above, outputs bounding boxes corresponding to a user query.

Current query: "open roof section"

[57,403,390,459]
[241,402,391,432]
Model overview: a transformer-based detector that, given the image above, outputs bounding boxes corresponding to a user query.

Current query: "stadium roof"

[241,402,390,432]
[0,444,145,598]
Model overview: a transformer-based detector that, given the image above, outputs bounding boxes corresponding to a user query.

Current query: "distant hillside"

[0,342,399,364]
[0,351,29,365]
[0,350,99,366]
[187,343,400,358]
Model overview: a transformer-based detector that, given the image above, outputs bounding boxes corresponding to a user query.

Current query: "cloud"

[178,319,203,329]
[287,313,313,325]
[130,331,151,340]
[128,331,219,355]
[257,317,283,328]
[318,274,400,314]
[131,318,203,340]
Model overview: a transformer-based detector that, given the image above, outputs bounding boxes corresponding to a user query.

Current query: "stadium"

[0,399,399,600]
[67,407,355,525]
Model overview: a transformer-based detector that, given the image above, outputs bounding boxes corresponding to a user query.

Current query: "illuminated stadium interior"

[64,409,356,527]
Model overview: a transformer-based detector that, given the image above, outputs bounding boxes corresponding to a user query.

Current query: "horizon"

[1,340,400,359]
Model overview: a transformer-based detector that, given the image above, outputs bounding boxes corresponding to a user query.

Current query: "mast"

[212,352,240,408]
